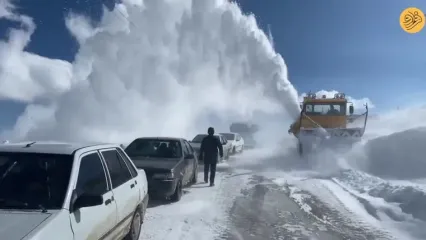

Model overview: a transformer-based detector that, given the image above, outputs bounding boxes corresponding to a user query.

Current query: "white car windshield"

[220,133,235,141]
[191,134,207,143]
[0,153,73,210]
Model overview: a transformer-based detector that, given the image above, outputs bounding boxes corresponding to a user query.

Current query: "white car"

[220,132,244,154]
[0,141,148,240]
[190,134,231,161]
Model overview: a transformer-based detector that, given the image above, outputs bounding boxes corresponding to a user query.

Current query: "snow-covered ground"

[140,163,252,240]
[137,117,426,240]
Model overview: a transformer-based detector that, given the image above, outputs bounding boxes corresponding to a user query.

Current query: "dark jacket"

[199,135,223,164]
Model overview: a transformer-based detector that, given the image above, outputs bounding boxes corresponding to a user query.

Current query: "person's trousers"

[204,162,217,183]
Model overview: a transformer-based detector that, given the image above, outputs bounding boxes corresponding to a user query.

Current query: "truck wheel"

[171,180,183,202]
[297,141,303,156]
[124,207,142,240]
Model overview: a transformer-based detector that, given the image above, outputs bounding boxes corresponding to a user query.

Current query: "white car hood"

[0,210,52,240]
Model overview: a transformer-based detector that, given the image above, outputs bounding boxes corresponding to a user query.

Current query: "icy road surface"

[139,152,426,240]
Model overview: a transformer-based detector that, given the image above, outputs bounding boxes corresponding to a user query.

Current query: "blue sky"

[237,0,426,110]
[0,0,425,128]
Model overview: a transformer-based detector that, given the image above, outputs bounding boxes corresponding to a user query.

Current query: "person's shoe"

[210,183,215,187]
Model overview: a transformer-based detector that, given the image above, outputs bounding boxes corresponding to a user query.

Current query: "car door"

[181,140,192,184]
[183,140,195,177]
[221,136,229,155]
[69,151,118,240]
[100,148,139,239]
[185,140,198,174]
[236,134,243,150]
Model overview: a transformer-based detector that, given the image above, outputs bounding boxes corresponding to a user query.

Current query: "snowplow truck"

[288,92,368,155]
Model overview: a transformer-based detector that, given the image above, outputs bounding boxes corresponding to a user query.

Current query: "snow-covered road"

[140,162,252,240]
[138,153,426,240]
[138,134,426,240]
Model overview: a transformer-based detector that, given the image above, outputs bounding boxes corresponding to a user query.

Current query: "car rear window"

[125,139,182,158]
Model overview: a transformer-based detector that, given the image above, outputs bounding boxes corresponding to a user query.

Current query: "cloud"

[65,12,97,45]
[0,0,73,102]
[0,0,16,19]
[1,0,301,143]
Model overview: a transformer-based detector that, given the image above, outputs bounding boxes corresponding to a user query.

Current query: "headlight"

[152,172,174,179]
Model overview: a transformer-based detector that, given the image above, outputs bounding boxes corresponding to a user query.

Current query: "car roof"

[133,137,184,141]
[0,141,119,155]
[194,134,221,137]
[219,132,236,135]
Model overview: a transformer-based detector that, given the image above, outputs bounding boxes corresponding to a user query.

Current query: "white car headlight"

[153,172,174,179]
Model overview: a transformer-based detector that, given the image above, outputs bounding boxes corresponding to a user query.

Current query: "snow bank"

[352,127,426,179]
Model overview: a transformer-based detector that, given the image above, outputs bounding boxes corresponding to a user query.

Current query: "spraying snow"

[0,0,301,143]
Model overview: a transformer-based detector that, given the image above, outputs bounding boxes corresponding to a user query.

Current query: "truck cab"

[288,92,368,155]
[289,92,355,136]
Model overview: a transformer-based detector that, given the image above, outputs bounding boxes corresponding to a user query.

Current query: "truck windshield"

[304,103,346,116]
[0,153,73,210]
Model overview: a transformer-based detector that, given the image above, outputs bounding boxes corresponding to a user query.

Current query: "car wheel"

[124,207,142,240]
[171,180,183,202]
[191,166,198,184]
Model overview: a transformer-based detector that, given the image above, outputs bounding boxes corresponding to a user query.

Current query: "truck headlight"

[152,173,174,179]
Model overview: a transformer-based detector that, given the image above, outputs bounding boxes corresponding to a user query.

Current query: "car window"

[184,141,194,154]
[101,150,132,189]
[116,148,138,177]
[0,153,73,210]
[182,141,190,156]
[220,133,235,141]
[76,152,109,196]
[191,134,207,143]
[125,139,182,159]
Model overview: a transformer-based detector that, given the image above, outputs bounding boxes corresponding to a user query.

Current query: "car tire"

[171,180,183,202]
[124,207,143,240]
[191,166,198,184]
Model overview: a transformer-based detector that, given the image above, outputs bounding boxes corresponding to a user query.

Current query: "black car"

[124,137,198,202]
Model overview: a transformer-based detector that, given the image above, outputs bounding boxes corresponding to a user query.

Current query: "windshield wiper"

[0,199,48,213]
[0,161,17,187]
[0,198,29,208]
[37,204,48,213]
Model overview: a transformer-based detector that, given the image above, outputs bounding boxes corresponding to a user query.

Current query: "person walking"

[198,127,223,186]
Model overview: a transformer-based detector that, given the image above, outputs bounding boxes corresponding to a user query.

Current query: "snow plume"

[1,0,301,143]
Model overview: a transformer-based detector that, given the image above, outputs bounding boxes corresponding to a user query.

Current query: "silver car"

[189,134,231,161]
